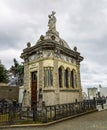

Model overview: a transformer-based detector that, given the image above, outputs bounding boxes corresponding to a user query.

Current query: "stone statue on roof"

[48,11,56,31]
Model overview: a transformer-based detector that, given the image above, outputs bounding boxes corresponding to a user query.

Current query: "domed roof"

[59,38,70,49]
[36,30,70,49]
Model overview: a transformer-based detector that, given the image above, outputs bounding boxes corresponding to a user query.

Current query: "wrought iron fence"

[0,99,105,125]
[40,100,96,122]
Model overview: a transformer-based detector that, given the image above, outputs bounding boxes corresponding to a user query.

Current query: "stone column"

[53,59,59,104]
[22,63,31,107]
[39,61,43,90]
[77,64,83,101]
[68,70,70,88]
[38,61,43,108]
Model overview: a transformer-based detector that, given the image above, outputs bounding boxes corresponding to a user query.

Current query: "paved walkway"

[1,110,107,130]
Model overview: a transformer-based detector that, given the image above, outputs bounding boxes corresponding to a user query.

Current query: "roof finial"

[48,11,56,32]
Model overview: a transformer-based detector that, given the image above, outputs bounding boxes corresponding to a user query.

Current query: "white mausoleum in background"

[87,87,98,99]
[21,12,84,107]
[99,87,107,97]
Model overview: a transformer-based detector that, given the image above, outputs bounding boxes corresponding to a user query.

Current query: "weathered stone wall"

[42,91,81,106]
[43,90,80,106]
[39,61,43,90]
[0,85,19,100]
[42,58,82,106]
[22,63,31,106]
[76,64,83,101]
[43,91,56,106]
[23,57,82,107]
[23,62,39,107]
[59,91,80,104]
[53,59,59,104]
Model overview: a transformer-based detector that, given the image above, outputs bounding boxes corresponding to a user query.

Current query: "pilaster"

[22,63,31,107]
[77,64,83,101]
[53,59,60,104]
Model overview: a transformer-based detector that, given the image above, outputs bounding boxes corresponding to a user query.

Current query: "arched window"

[70,69,77,88]
[70,70,74,88]
[59,67,63,88]
[44,67,53,87]
[65,68,69,88]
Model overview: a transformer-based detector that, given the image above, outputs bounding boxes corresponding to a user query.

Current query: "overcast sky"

[0,0,107,89]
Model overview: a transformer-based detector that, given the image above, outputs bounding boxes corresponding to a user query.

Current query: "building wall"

[43,91,57,105]
[88,88,98,99]
[0,85,19,100]
[59,91,80,104]
[99,87,107,97]
[42,90,80,106]
[23,57,82,107]
[22,63,31,106]
[42,58,81,105]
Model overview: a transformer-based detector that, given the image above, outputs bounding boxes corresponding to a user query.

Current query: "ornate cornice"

[21,39,83,63]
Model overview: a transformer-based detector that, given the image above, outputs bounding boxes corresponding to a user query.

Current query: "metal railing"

[0,99,105,125]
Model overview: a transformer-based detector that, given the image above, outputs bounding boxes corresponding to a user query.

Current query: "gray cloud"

[0,0,107,88]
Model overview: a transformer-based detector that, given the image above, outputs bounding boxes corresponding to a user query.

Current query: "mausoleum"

[21,12,84,107]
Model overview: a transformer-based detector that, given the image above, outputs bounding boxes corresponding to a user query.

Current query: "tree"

[0,62,8,83]
[10,58,24,86]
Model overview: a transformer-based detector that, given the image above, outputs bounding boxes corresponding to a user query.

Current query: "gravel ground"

[1,110,107,130]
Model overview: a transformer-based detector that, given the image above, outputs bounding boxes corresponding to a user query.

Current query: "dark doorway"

[31,71,37,106]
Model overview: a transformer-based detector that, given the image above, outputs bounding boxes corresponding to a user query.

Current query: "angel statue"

[48,11,56,31]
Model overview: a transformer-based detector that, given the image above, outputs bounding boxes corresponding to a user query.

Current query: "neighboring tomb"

[87,87,98,99]
[0,83,19,100]
[21,12,84,107]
